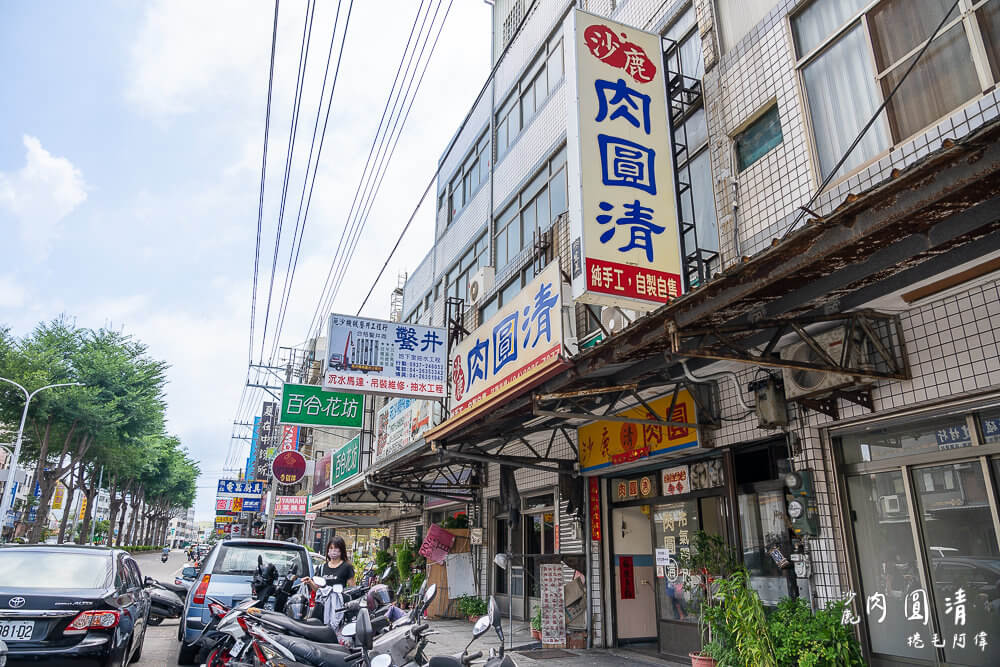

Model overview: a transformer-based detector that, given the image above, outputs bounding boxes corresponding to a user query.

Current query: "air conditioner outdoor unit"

[468,266,495,306]
[780,327,869,400]
[881,494,902,515]
[600,306,635,334]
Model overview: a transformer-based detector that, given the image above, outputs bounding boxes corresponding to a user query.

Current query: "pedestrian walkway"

[420,619,685,666]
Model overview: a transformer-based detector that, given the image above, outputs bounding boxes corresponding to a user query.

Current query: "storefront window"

[912,462,1000,666]
[840,414,972,464]
[653,499,699,623]
[979,409,1000,444]
[739,489,792,606]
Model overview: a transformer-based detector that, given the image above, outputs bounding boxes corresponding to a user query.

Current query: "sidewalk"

[420,619,686,666]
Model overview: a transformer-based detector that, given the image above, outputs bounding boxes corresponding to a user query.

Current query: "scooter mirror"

[257,554,263,567]
[371,654,391,667]
[473,615,491,638]
[341,622,357,637]
[488,596,500,628]
[313,576,328,588]
[381,566,393,581]
[424,583,437,605]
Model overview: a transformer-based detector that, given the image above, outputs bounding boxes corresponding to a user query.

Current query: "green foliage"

[457,595,488,618]
[441,514,468,529]
[395,540,415,587]
[374,547,396,585]
[674,530,741,652]
[530,606,542,631]
[767,597,864,667]
[702,569,775,667]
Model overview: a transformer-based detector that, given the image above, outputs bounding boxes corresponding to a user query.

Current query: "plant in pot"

[457,595,488,622]
[674,530,739,667]
[702,568,776,667]
[530,606,542,640]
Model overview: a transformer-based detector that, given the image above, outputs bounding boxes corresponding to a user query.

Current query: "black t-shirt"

[319,561,355,587]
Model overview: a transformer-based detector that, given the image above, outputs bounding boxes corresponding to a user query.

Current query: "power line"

[249,0,282,364]
[258,0,317,362]
[269,0,352,363]
[304,0,432,339]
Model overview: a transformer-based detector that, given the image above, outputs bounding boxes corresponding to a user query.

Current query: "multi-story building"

[330,1,1000,665]
[167,507,197,548]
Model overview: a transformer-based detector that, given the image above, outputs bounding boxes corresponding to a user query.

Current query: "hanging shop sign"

[418,523,456,564]
[245,416,261,481]
[588,477,602,541]
[280,383,364,429]
[374,397,443,464]
[214,515,235,524]
[271,450,307,485]
[566,9,682,310]
[313,452,332,493]
[254,402,279,480]
[661,465,690,496]
[324,314,447,400]
[216,479,263,513]
[331,435,361,487]
[52,482,66,510]
[429,262,569,440]
[279,425,299,452]
[612,473,658,502]
[275,496,308,516]
[578,389,699,472]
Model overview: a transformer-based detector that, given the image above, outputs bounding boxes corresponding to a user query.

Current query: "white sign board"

[374,397,442,463]
[325,314,447,400]
[655,547,671,566]
[566,9,683,310]
[661,464,690,496]
[540,564,566,646]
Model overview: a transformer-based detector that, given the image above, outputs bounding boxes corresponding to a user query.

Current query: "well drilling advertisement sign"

[566,9,682,309]
[324,314,447,400]
[280,383,364,429]
[216,480,263,513]
[577,389,699,472]
[374,397,442,463]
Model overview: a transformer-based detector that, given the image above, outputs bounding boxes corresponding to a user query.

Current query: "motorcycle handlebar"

[464,650,483,663]
[409,622,429,637]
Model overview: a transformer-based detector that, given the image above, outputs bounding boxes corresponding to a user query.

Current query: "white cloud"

[0,136,88,258]
[0,276,26,310]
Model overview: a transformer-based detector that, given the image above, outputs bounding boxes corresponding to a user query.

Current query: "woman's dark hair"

[325,536,349,561]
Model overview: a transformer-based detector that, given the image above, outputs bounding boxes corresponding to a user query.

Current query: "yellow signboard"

[52,483,65,510]
[79,496,87,521]
[214,516,235,524]
[578,389,699,472]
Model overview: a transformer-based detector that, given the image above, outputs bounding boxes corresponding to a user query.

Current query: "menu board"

[540,564,566,647]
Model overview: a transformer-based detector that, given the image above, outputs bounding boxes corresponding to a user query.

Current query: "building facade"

[332,1,1000,665]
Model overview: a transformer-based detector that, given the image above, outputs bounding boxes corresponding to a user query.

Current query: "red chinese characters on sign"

[589,477,601,541]
[280,425,299,452]
[639,476,653,497]
[661,465,689,496]
[619,555,635,599]
[275,496,307,515]
[582,24,657,83]
[586,257,680,304]
[418,524,456,564]
[668,404,690,440]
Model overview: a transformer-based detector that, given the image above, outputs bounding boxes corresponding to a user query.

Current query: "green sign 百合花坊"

[332,435,361,486]
[280,383,364,428]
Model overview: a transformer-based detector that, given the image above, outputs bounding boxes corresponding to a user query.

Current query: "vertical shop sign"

[588,477,601,541]
[540,564,566,646]
[246,416,261,481]
[279,425,299,452]
[619,555,635,599]
[566,9,682,309]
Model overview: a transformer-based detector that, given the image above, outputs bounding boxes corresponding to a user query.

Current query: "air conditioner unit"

[880,494,902,515]
[780,327,868,399]
[468,266,495,306]
[600,306,635,334]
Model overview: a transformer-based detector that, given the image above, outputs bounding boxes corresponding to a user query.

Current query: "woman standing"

[314,535,355,588]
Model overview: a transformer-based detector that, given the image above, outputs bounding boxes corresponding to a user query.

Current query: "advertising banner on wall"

[279,425,299,452]
[313,453,332,493]
[216,480,264,513]
[429,262,569,439]
[566,9,682,309]
[324,314,447,400]
[331,435,361,487]
[374,397,443,464]
[275,496,308,516]
[577,389,699,472]
[245,416,261,481]
[280,383,364,429]
[254,402,278,480]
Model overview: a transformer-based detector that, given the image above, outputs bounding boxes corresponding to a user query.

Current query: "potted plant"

[530,606,542,640]
[457,595,488,622]
[675,531,739,666]
[767,596,864,666]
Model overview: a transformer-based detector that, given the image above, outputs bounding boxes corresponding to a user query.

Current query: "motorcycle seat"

[255,609,343,645]
[157,581,188,595]
[271,634,357,667]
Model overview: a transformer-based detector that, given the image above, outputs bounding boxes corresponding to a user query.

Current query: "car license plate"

[0,621,34,641]
[231,638,245,657]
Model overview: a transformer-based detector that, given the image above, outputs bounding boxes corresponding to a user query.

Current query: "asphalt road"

[133,548,189,666]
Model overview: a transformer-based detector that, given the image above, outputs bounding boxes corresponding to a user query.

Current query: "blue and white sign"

[217,480,264,496]
[324,314,447,399]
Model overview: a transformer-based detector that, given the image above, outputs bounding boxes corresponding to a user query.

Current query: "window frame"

[495,36,565,161]
[791,0,998,189]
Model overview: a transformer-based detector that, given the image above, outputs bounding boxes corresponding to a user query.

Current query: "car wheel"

[177,640,199,665]
[147,615,164,626]
[129,629,145,664]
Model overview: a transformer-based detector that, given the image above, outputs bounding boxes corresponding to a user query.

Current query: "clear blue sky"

[0,0,491,520]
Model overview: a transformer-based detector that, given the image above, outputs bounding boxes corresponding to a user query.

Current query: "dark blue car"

[0,544,149,665]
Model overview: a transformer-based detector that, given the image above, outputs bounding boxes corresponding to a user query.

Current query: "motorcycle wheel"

[147,616,164,626]
[206,647,229,667]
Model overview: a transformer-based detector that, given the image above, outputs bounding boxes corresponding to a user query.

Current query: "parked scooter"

[143,576,186,626]
[423,596,517,667]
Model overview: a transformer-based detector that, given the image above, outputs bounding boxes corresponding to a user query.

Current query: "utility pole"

[90,466,103,545]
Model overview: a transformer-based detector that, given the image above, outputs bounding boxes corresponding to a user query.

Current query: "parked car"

[0,544,149,665]
[177,538,312,664]
[173,565,198,590]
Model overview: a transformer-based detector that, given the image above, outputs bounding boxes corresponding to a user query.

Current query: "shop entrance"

[611,505,657,641]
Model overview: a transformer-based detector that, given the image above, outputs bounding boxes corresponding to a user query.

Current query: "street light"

[0,378,84,541]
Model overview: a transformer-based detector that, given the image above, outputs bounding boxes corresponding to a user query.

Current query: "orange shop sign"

[578,389,699,472]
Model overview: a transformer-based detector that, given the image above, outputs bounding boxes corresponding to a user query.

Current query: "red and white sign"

[540,564,566,646]
[567,9,682,310]
[661,465,689,496]
[271,450,307,485]
[418,524,456,564]
[274,496,308,515]
[280,425,299,452]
